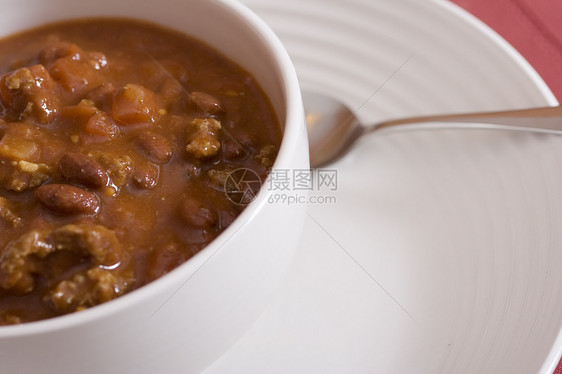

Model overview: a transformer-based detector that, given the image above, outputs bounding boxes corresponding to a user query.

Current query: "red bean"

[179,197,217,228]
[59,153,108,188]
[36,184,100,215]
[133,163,160,189]
[190,91,223,114]
[136,132,173,164]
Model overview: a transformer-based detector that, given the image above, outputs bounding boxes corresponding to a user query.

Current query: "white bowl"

[0,1,308,373]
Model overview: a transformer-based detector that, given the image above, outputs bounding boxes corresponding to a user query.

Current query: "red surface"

[451,0,562,100]
[449,1,562,372]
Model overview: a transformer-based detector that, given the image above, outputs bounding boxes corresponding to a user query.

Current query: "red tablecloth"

[450,1,562,372]
[451,0,562,100]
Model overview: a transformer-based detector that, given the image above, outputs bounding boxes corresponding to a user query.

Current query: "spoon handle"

[375,105,562,134]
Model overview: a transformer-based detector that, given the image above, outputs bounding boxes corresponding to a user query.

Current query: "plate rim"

[416,1,562,372]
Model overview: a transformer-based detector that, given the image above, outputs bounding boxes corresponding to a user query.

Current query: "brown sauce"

[0,18,281,325]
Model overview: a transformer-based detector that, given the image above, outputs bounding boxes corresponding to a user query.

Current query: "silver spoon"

[303,90,562,168]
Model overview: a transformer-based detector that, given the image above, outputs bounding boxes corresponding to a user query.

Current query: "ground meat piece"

[96,153,133,190]
[0,197,21,227]
[185,118,222,158]
[255,145,277,167]
[0,223,122,294]
[49,272,88,311]
[0,159,51,192]
[86,267,129,300]
[0,65,59,124]
[0,229,52,293]
[51,224,121,266]
[0,313,21,325]
[49,267,131,312]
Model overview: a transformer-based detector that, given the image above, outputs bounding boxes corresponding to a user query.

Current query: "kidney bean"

[59,153,107,188]
[146,241,184,281]
[219,208,238,230]
[136,132,173,164]
[190,91,223,114]
[179,197,217,228]
[36,184,100,215]
[133,163,160,189]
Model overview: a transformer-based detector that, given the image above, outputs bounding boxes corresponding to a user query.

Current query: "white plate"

[204,0,562,373]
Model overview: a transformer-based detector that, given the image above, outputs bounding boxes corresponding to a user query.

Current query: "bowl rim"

[0,0,304,336]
